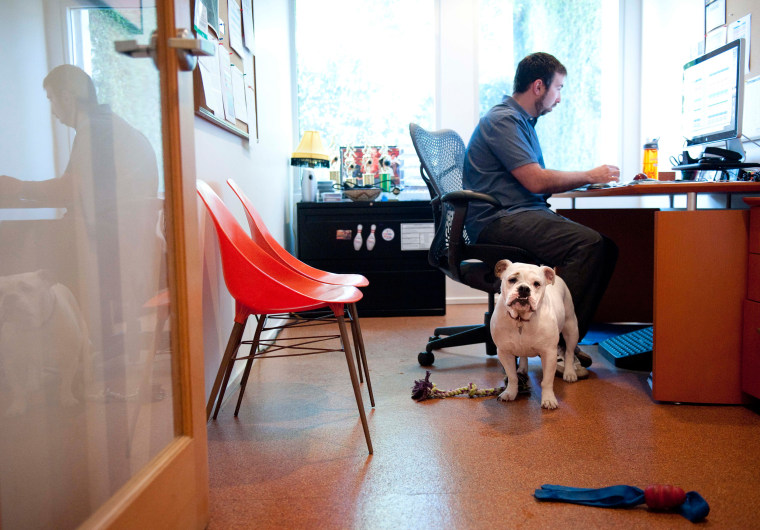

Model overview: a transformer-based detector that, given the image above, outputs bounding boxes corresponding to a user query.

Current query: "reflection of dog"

[491,260,579,409]
[0,270,88,416]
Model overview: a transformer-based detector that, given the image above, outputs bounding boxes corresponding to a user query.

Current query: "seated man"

[463,52,619,375]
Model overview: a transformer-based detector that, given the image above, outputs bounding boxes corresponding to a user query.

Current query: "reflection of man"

[463,53,619,374]
[0,64,160,357]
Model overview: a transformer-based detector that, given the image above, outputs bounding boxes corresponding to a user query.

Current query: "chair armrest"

[437,190,501,279]
[440,189,501,208]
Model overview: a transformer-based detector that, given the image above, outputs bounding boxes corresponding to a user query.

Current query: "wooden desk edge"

[556,181,760,199]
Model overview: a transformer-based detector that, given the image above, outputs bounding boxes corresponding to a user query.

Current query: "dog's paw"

[563,369,578,383]
[516,364,528,376]
[541,394,559,409]
[498,387,518,402]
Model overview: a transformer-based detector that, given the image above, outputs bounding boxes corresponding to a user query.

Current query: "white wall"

[197,0,294,400]
[0,1,57,185]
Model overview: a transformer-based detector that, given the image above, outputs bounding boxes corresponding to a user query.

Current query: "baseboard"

[445,295,488,305]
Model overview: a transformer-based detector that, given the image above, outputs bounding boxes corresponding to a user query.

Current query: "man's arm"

[511,163,620,194]
[0,174,70,204]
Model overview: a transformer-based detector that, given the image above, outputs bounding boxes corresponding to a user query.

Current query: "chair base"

[420,306,497,366]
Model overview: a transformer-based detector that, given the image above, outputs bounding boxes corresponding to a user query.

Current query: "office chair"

[409,123,540,366]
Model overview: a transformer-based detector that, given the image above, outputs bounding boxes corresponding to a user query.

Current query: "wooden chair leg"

[234,315,266,417]
[347,307,364,383]
[207,321,246,421]
[336,312,373,454]
[348,303,374,407]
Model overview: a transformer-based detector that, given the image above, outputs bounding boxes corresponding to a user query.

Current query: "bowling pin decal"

[367,224,377,251]
[354,224,363,251]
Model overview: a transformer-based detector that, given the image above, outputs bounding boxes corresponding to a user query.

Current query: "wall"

[197,0,294,401]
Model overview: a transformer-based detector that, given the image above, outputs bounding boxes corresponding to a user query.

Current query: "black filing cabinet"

[296,200,445,317]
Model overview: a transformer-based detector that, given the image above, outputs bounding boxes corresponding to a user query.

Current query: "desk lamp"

[291,130,329,201]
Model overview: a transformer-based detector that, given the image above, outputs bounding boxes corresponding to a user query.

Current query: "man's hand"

[587,165,620,184]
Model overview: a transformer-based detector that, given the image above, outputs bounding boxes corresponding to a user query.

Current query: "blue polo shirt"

[462,95,550,241]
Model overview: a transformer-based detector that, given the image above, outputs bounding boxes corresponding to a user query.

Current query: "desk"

[556,181,760,404]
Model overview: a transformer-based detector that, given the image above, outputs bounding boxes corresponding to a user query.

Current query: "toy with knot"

[534,483,709,523]
[411,370,530,401]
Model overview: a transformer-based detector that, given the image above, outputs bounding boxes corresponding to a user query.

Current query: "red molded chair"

[226,178,372,384]
[196,180,373,453]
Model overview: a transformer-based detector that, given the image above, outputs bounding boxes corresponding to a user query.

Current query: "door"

[0,1,208,528]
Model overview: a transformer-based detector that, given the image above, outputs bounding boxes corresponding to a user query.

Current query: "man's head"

[512,52,567,117]
[42,65,98,127]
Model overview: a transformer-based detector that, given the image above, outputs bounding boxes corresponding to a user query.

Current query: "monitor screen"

[681,38,745,147]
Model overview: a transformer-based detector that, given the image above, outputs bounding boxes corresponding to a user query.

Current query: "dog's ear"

[494,260,511,278]
[542,266,555,285]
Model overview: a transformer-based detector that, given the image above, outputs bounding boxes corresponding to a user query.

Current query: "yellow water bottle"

[643,139,659,180]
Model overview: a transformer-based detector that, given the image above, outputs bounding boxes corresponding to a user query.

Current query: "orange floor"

[207,305,760,528]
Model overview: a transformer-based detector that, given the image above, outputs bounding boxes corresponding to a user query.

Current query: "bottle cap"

[644,138,659,149]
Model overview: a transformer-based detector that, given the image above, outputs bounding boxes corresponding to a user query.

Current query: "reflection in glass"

[0,4,175,528]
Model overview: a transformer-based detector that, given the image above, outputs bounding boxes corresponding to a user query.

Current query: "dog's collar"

[506,311,531,334]
[507,312,531,323]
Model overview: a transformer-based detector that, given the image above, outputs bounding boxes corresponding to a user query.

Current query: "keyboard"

[598,326,653,371]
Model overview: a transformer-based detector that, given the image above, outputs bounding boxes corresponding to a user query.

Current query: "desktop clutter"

[317,144,405,202]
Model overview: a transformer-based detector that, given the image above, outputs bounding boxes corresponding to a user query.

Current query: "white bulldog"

[490,260,580,409]
[0,270,89,416]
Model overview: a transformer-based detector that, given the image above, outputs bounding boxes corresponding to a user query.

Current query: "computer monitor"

[681,38,745,155]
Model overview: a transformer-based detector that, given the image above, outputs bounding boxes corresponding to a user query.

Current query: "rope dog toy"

[411,370,530,401]
[534,484,709,523]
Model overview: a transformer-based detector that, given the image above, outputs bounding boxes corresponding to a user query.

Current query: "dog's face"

[495,260,555,321]
[0,270,56,328]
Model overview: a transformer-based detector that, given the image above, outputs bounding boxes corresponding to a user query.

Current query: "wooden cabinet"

[742,198,760,399]
[651,209,749,404]
[296,200,445,317]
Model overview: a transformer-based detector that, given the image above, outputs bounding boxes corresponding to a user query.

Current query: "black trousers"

[478,209,618,339]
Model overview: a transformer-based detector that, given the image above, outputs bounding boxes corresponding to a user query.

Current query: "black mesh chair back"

[409,124,470,272]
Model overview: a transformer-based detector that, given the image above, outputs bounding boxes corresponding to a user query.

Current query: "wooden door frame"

[80,0,209,526]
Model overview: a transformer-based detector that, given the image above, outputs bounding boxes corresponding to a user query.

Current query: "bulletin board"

[192,0,258,141]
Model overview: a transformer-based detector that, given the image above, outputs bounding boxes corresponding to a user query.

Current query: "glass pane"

[478,0,619,170]
[295,0,435,189]
[0,3,176,527]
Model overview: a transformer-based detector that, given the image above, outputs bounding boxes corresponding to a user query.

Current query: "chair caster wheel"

[418,351,435,366]
[428,335,440,343]
[486,341,497,356]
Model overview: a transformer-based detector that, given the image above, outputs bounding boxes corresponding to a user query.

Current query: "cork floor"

[207,304,760,528]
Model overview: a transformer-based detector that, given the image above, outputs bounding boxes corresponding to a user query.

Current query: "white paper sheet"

[242,50,257,133]
[728,14,751,74]
[242,0,255,53]
[743,76,760,140]
[198,38,224,116]
[705,25,727,53]
[228,0,245,57]
[219,53,236,122]
[705,0,725,33]
[231,65,247,124]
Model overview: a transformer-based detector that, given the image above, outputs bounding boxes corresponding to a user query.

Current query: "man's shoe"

[575,345,593,368]
[556,355,589,379]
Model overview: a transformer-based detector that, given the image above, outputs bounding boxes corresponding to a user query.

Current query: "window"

[294,0,435,189]
[478,0,620,172]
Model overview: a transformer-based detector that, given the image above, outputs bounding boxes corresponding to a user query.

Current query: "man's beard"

[536,93,557,116]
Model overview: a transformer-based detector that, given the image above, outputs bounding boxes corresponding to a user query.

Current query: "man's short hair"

[43,64,98,105]
[513,52,567,94]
